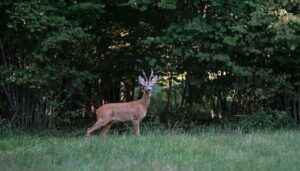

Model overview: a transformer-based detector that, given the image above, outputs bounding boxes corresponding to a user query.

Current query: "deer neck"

[139,90,151,109]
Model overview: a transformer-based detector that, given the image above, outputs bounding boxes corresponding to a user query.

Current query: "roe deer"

[87,70,157,136]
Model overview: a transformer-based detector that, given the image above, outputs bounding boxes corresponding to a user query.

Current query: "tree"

[1,0,299,128]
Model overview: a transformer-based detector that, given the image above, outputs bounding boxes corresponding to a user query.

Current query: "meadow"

[0,128,300,171]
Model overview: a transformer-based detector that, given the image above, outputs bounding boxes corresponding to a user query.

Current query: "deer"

[86,69,157,136]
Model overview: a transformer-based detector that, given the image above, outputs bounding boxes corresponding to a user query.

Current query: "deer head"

[138,69,157,93]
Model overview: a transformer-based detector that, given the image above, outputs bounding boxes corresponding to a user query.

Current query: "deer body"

[95,91,150,122]
[87,70,156,136]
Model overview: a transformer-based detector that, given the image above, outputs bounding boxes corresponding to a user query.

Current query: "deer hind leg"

[100,121,115,135]
[87,120,109,136]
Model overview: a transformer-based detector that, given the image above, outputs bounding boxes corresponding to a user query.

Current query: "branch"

[0,38,8,66]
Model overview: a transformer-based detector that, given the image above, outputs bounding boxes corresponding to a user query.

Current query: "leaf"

[157,0,177,10]
[290,45,296,51]
[148,58,157,67]
[223,36,238,46]
[7,23,14,28]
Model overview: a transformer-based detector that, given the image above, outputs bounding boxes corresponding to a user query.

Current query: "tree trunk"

[282,90,290,115]
[164,71,173,112]
[297,99,300,122]
[293,99,297,121]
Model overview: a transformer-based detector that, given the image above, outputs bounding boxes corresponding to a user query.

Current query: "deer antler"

[142,69,148,81]
[149,69,154,81]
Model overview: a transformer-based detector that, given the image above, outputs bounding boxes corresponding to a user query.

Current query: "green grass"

[0,128,300,171]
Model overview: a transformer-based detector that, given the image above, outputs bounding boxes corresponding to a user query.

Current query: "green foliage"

[240,110,296,129]
[1,0,300,128]
[0,0,95,127]
[157,0,177,10]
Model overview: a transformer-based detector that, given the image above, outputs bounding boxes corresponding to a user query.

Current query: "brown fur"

[87,91,151,136]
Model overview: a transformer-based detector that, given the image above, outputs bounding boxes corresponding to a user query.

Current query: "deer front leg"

[132,119,141,136]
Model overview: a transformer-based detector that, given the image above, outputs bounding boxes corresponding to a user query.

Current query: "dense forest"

[0,0,300,129]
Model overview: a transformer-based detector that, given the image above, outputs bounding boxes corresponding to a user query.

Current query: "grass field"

[0,128,300,171]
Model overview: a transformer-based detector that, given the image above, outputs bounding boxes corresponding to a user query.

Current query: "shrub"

[239,110,296,130]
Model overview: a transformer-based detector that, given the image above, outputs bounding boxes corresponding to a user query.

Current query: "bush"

[239,110,296,130]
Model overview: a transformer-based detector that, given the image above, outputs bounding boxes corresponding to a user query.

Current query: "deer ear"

[150,75,157,85]
[139,76,146,86]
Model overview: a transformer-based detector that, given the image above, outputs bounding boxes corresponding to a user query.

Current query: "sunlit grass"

[0,128,299,171]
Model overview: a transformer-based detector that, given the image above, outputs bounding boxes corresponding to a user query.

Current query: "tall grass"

[0,127,300,171]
